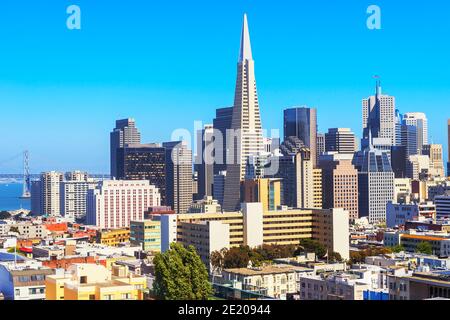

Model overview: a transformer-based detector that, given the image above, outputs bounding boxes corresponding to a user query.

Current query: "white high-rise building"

[60,179,98,220]
[223,14,264,211]
[41,171,64,216]
[362,81,396,148]
[86,180,161,229]
[403,112,428,154]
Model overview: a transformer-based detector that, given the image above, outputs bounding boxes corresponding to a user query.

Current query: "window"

[121,293,132,300]
[80,276,87,284]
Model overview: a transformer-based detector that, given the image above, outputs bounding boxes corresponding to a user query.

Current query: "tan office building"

[319,153,359,221]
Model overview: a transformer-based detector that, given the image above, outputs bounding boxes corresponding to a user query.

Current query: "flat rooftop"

[224,265,298,276]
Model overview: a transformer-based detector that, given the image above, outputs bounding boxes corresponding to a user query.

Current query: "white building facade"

[86,180,161,229]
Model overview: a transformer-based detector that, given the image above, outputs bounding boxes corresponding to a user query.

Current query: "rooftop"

[224,265,298,276]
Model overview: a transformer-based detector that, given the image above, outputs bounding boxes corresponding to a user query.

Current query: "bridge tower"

[21,150,31,199]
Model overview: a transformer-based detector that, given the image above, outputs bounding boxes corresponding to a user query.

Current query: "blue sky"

[0,0,449,173]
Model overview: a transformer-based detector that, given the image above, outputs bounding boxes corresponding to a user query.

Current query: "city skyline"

[1,1,450,173]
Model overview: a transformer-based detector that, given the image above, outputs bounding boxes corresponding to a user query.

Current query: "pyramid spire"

[239,14,253,62]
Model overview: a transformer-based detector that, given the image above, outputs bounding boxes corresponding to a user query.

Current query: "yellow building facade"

[45,263,146,300]
[96,228,130,247]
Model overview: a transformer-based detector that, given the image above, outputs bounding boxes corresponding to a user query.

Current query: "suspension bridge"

[0,151,32,199]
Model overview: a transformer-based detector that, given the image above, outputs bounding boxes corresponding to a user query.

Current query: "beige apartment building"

[300,273,369,300]
[222,265,298,299]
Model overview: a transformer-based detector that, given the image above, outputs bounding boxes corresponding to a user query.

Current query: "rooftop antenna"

[373,75,381,97]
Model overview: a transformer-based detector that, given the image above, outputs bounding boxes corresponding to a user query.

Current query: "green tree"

[415,242,433,255]
[0,211,11,220]
[298,239,327,258]
[329,252,343,263]
[390,245,405,253]
[210,248,228,274]
[153,243,212,300]
[223,246,252,268]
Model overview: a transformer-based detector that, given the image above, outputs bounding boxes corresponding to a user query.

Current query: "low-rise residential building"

[300,273,369,300]
[386,202,436,228]
[96,228,130,247]
[45,263,147,300]
[0,221,11,236]
[0,259,54,300]
[384,230,450,257]
[9,222,47,239]
[222,265,298,300]
[388,271,450,300]
[32,245,65,260]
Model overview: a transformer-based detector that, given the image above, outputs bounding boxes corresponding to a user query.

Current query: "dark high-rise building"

[283,107,318,166]
[266,137,314,209]
[213,107,233,175]
[110,118,141,178]
[195,125,214,200]
[391,146,408,178]
[325,128,357,154]
[163,141,193,214]
[116,143,166,204]
[316,133,325,158]
[401,123,418,157]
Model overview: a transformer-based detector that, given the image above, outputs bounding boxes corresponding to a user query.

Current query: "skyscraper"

[319,153,359,221]
[213,171,226,206]
[325,128,357,154]
[354,148,395,223]
[403,112,428,154]
[163,141,193,214]
[223,14,264,211]
[116,143,167,204]
[41,171,64,216]
[213,107,233,175]
[394,109,403,147]
[362,80,396,149]
[110,118,141,178]
[401,122,418,157]
[268,136,314,209]
[316,133,325,158]
[195,125,214,200]
[283,107,318,166]
[60,179,98,221]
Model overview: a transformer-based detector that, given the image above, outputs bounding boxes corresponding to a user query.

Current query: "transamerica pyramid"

[222,14,264,211]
